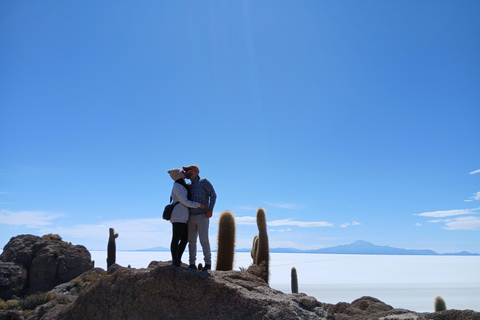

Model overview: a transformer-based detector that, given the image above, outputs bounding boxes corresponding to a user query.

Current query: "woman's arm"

[172,183,204,208]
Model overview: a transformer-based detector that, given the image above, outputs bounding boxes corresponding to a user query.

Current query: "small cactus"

[255,207,270,284]
[434,296,446,312]
[216,211,236,271]
[251,235,259,262]
[198,263,203,270]
[107,228,119,269]
[291,267,298,293]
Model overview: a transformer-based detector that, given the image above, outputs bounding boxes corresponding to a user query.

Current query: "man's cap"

[182,165,200,173]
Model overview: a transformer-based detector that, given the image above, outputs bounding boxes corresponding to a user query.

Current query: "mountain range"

[137,240,479,256]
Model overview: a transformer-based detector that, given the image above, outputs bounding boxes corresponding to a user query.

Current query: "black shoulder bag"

[163,201,179,220]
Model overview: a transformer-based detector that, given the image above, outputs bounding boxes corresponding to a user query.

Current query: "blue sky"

[1,1,479,254]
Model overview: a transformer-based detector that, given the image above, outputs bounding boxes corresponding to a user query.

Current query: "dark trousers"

[171,222,188,262]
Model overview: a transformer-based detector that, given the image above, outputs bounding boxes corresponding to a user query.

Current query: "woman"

[167,168,206,267]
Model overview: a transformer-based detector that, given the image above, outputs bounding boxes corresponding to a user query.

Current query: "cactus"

[255,207,270,284]
[106,228,119,269]
[291,267,298,293]
[251,235,259,262]
[198,263,203,271]
[216,211,236,271]
[434,296,446,312]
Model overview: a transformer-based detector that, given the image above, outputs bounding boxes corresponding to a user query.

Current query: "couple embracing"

[167,165,216,271]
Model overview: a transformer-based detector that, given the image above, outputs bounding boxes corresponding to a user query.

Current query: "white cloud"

[234,216,257,225]
[264,202,303,210]
[268,219,333,227]
[235,206,259,211]
[340,221,361,228]
[427,219,451,223]
[39,218,172,250]
[0,210,65,227]
[465,191,480,202]
[269,228,292,233]
[414,207,480,218]
[415,223,422,227]
[443,216,480,230]
[470,169,480,175]
[228,215,334,228]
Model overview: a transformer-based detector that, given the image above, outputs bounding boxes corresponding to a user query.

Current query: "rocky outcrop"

[0,235,93,300]
[55,261,334,320]
[1,235,480,320]
[4,262,476,320]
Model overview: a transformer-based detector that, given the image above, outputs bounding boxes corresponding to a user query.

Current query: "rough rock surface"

[1,262,475,320]
[0,235,93,299]
[329,296,480,320]
[56,261,335,320]
[1,236,480,320]
[0,262,27,300]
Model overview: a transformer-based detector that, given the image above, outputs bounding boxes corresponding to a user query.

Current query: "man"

[183,164,217,271]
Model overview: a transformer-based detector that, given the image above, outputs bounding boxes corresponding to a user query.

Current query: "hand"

[206,210,213,218]
[200,204,206,209]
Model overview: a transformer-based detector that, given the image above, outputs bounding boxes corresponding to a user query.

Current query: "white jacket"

[170,182,202,223]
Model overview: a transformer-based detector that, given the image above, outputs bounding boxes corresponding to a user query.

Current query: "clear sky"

[1,1,479,254]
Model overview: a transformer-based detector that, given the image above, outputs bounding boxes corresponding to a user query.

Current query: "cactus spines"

[107,228,119,269]
[251,235,259,261]
[434,296,446,312]
[291,267,298,293]
[216,210,236,271]
[255,207,270,284]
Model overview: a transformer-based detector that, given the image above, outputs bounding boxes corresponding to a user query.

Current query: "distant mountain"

[238,240,480,256]
[134,246,170,252]
[309,240,439,255]
[137,241,479,256]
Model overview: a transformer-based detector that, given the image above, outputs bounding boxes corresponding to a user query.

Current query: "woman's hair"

[175,179,192,200]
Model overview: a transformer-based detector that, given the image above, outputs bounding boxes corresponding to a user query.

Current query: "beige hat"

[182,165,199,173]
[167,168,184,181]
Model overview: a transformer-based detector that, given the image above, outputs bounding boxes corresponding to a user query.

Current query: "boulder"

[56,262,335,320]
[330,296,480,320]
[28,245,93,295]
[0,262,27,300]
[0,235,46,269]
[0,235,93,299]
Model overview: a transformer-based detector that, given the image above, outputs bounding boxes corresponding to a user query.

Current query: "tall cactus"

[216,211,236,271]
[251,235,259,262]
[291,267,298,293]
[255,207,270,284]
[107,228,119,269]
[434,296,446,312]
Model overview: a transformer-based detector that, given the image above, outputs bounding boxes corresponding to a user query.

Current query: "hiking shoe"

[202,264,211,271]
[172,260,181,267]
[188,264,197,269]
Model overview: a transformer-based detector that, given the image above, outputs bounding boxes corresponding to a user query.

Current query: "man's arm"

[204,179,216,218]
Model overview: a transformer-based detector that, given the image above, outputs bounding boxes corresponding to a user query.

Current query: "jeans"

[188,214,211,265]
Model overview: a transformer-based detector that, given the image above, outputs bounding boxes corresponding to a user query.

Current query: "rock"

[1,260,479,320]
[0,235,46,269]
[28,245,93,295]
[0,310,24,320]
[0,262,27,300]
[423,309,480,320]
[0,235,93,299]
[56,262,335,320]
[330,296,480,320]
